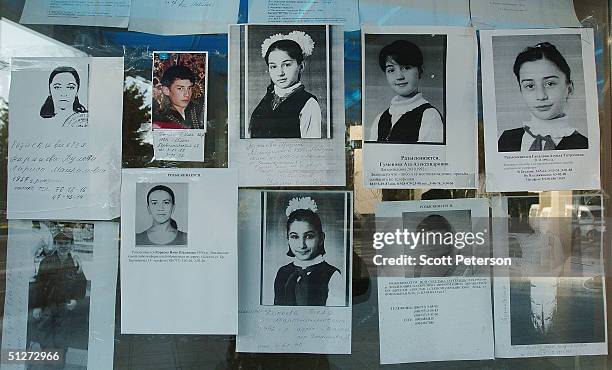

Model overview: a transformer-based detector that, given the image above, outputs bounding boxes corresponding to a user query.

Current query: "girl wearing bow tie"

[498,42,588,152]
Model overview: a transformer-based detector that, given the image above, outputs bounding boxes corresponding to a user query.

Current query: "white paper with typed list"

[120,168,238,334]
[375,198,493,364]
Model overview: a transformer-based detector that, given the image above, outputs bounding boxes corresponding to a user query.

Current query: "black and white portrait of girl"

[246,25,330,139]
[261,192,350,307]
[364,33,446,144]
[39,66,88,126]
[493,34,589,152]
[135,183,189,247]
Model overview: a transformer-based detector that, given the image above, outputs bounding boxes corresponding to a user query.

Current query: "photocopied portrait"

[7,57,123,220]
[245,24,330,139]
[27,222,92,368]
[260,191,351,307]
[152,52,208,130]
[491,195,607,358]
[361,26,478,190]
[121,169,239,335]
[228,24,346,187]
[505,204,605,346]
[493,34,588,152]
[135,183,189,247]
[401,210,472,278]
[2,220,119,369]
[481,28,600,192]
[39,65,89,127]
[376,198,495,364]
[363,33,446,144]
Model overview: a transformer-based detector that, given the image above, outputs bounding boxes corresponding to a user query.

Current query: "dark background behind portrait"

[261,191,349,306]
[246,25,329,138]
[363,33,446,140]
[492,34,588,138]
[402,210,472,252]
[135,182,189,235]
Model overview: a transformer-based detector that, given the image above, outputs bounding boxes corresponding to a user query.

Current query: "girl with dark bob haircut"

[498,42,588,152]
[370,39,444,144]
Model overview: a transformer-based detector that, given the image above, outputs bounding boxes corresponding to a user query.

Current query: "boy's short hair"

[378,40,424,74]
[161,65,196,87]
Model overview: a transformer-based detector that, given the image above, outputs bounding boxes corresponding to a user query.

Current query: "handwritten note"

[153,129,205,162]
[129,0,239,35]
[20,0,131,27]
[241,141,340,186]
[238,307,351,353]
[7,57,122,220]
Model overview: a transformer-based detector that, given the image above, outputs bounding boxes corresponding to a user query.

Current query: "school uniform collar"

[523,115,577,145]
[389,93,428,117]
[274,82,303,98]
[293,255,324,268]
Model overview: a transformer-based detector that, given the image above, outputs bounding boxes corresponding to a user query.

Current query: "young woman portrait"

[498,42,588,152]
[135,184,188,247]
[369,39,444,144]
[40,66,88,124]
[408,214,471,278]
[272,196,345,306]
[248,29,324,139]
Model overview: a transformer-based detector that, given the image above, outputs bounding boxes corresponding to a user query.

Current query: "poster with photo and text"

[228,24,346,186]
[120,168,238,334]
[1,220,118,370]
[7,57,123,220]
[481,28,601,192]
[237,190,353,354]
[152,51,207,162]
[362,26,478,189]
[375,198,493,364]
[492,195,607,358]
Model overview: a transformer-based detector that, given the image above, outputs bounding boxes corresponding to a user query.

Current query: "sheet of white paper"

[362,26,478,189]
[1,220,119,370]
[120,168,238,334]
[128,0,239,35]
[359,0,470,27]
[7,57,123,220]
[470,0,580,29]
[20,0,130,28]
[248,0,360,32]
[375,199,494,364]
[237,190,353,354]
[153,129,205,161]
[491,196,607,358]
[481,28,600,192]
[228,24,346,186]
